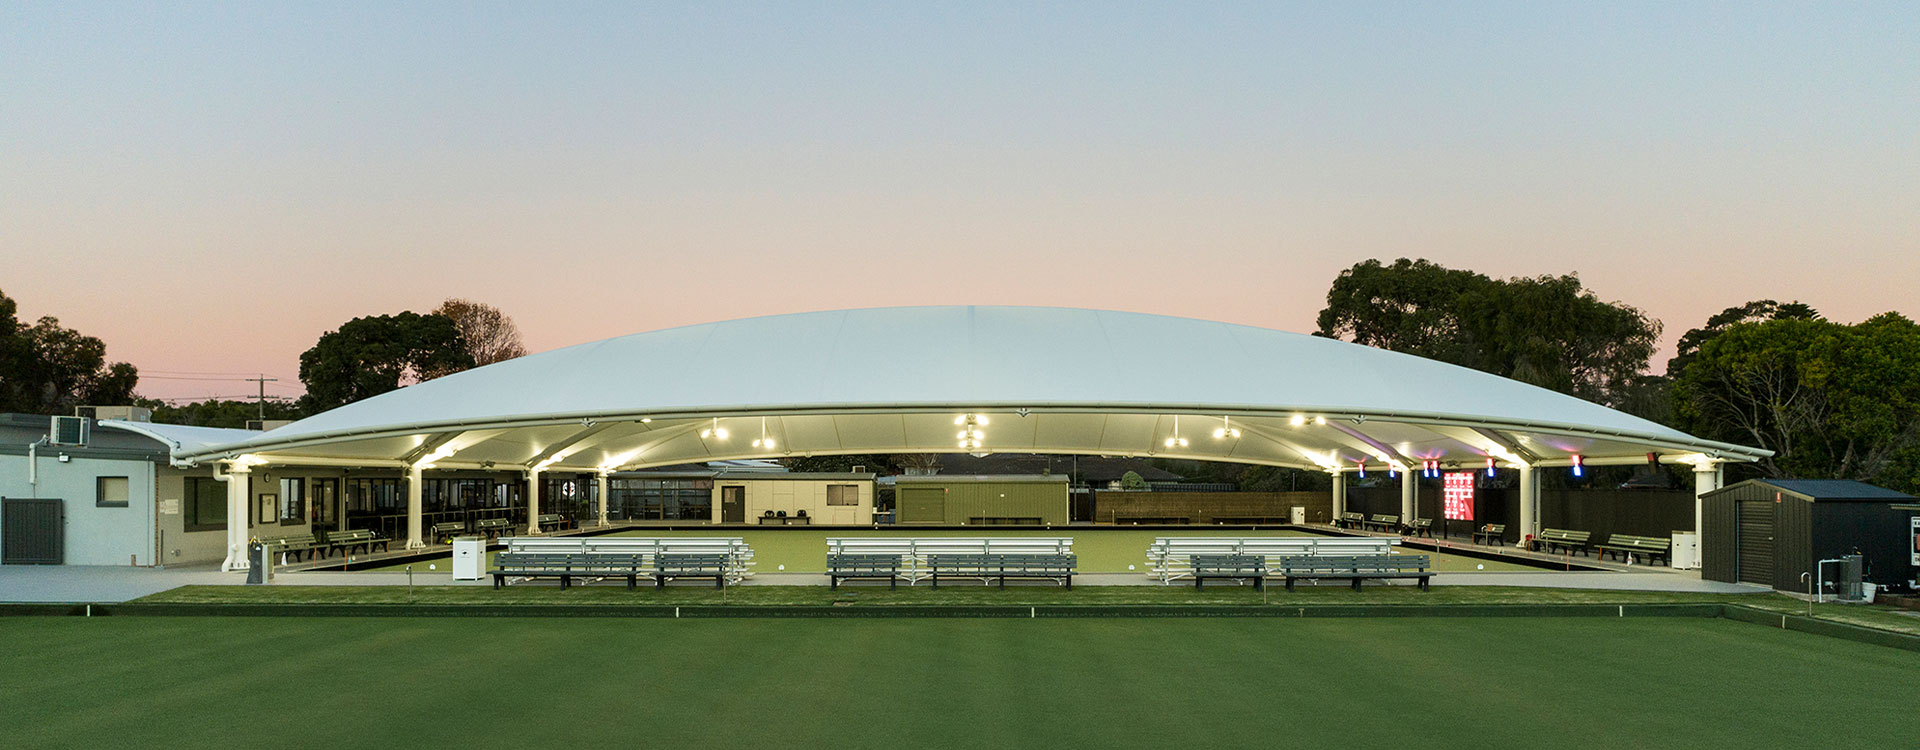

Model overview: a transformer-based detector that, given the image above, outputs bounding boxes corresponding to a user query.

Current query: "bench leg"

[830,576,839,590]
[628,575,636,590]
[1351,577,1362,591]
[493,575,502,589]
[1285,577,1296,592]
[1064,575,1071,591]
[1254,577,1263,592]
[715,576,723,590]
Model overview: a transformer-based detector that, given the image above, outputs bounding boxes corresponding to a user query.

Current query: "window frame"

[183,476,227,532]
[279,477,306,525]
[826,484,859,507]
[96,476,130,508]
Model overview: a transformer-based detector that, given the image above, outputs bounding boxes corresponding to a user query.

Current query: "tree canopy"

[1665,299,1820,376]
[1315,259,1660,406]
[431,298,527,372]
[0,289,140,414]
[296,312,474,412]
[135,398,307,429]
[1672,312,1920,493]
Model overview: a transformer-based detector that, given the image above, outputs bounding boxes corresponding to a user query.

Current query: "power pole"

[244,374,279,420]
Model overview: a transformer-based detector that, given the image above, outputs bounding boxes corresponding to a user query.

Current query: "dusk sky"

[4,3,1915,402]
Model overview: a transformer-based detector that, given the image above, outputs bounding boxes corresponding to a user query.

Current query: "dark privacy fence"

[1347,484,1695,543]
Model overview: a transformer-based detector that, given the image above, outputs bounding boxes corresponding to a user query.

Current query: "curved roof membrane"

[181,306,1767,471]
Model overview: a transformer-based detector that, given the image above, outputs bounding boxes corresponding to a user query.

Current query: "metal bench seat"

[1278,554,1433,591]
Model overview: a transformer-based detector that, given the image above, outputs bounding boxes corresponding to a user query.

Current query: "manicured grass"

[137,583,1763,607]
[1,616,1913,748]
[357,527,1536,573]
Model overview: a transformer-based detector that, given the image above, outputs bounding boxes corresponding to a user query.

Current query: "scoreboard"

[1443,472,1475,521]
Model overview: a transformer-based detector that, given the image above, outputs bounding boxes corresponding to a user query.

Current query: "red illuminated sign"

[1443,472,1475,521]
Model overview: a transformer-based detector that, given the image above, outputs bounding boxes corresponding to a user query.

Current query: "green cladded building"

[894,475,1069,526]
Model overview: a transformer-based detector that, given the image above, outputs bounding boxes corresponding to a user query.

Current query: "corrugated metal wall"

[1092,491,1331,524]
[896,481,1069,525]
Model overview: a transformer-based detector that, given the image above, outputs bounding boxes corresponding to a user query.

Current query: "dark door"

[720,486,745,523]
[310,479,340,533]
[2,498,64,565]
[1737,500,1774,586]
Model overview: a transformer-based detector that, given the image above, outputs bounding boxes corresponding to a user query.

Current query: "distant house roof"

[928,453,1182,483]
[1708,478,1914,502]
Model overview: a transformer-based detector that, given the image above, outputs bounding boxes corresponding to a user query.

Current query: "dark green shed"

[1700,479,1915,590]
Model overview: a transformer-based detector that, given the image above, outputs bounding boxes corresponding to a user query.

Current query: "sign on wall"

[1443,472,1474,521]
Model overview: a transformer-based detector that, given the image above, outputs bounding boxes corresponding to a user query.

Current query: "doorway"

[720,486,745,523]
[310,479,340,533]
[1737,500,1774,586]
[2,498,63,564]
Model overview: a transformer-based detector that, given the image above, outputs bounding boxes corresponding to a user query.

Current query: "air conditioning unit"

[50,415,90,446]
[77,405,152,422]
[851,465,865,474]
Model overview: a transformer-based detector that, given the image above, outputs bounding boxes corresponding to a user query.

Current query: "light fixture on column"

[1163,416,1189,448]
[752,417,775,449]
[1357,459,1367,479]
[1212,416,1241,439]
[1485,457,1497,478]
[1571,454,1584,478]
[956,413,986,450]
[699,418,728,440]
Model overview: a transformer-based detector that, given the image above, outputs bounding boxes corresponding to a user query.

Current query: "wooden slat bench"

[827,553,901,589]
[1535,528,1592,556]
[429,521,467,544]
[474,518,512,539]
[536,513,567,532]
[1405,518,1433,538]
[928,553,1075,589]
[1596,534,1672,566]
[1363,514,1401,533]
[1279,554,1433,591]
[1336,512,1367,529]
[1472,523,1506,545]
[489,552,647,589]
[1190,554,1265,590]
[324,529,389,557]
[259,533,323,562]
[655,552,732,589]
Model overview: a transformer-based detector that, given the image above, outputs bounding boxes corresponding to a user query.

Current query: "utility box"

[1290,506,1306,525]
[1670,532,1699,570]
[452,537,486,581]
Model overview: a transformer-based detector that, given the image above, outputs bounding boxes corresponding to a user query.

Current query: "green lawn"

[1,616,1913,748]
[358,527,1536,573]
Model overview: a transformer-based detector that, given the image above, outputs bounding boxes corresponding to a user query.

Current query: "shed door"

[1737,500,1774,586]
[2,498,64,565]
[898,488,945,524]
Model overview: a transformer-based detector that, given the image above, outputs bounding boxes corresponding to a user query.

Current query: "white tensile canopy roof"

[176,306,1768,473]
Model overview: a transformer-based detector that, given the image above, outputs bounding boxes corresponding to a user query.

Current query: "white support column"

[526,468,543,535]
[219,463,251,572]
[596,471,610,527]
[1400,468,1416,524]
[1693,461,1723,539]
[406,464,425,549]
[1518,463,1537,546]
[1329,470,1346,524]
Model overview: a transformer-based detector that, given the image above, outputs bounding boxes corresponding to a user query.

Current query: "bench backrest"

[1189,554,1263,571]
[825,537,1073,558]
[537,513,562,522]
[1480,524,1506,533]
[1539,528,1591,543]
[1340,512,1366,521]
[326,530,377,543]
[475,518,511,528]
[1369,514,1400,524]
[1409,518,1431,528]
[1605,534,1671,549]
[1279,554,1430,572]
[1148,536,1395,562]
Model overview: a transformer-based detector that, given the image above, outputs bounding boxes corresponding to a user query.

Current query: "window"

[184,477,226,532]
[827,484,859,506]
[280,477,306,524]
[96,476,129,508]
